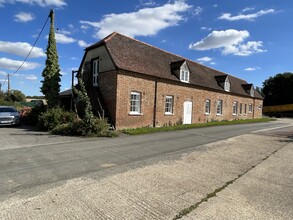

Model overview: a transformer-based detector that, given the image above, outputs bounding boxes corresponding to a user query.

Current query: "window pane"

[130,92,141,113]
[233,101,238,115]
[205,100,210,114]
[165,96,173,113]
[217,100,222,115]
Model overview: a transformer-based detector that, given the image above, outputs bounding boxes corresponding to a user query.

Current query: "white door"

[183,101,192,124]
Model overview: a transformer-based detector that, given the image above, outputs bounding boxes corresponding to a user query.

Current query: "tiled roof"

[86,32,263,99]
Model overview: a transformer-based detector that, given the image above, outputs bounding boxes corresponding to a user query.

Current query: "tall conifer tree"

[41,9,61,108]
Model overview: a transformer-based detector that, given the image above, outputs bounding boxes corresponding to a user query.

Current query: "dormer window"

[180,70,189,83]
[224,79,230,92]
[242,84,254,97]
[179,61,190,83]
[250,88,254,97]
[170,60,190,83]
[215,75,230,92]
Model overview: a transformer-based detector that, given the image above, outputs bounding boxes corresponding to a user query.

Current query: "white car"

[0,106,21,126]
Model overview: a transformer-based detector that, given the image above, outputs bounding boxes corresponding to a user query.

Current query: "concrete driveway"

[0,126,86,151]
[0,119,292,219]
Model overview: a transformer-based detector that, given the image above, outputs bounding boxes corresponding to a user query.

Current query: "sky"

[0,0,292,96]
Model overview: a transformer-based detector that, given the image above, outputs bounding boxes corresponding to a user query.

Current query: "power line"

[1,11,51,89]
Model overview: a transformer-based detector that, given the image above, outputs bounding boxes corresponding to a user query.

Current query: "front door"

[183,101,192,124]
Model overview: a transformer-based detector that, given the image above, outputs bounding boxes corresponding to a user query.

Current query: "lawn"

[121,118,275,135]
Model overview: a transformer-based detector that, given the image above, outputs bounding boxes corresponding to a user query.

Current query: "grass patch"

[121,118,275,135]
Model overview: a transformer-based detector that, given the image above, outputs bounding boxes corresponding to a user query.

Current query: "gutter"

[153,81,158,127]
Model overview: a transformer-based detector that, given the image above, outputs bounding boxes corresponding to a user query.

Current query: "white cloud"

[78,40,91,48]
[200,26,211,31]
[0,70,6,75]
[244,67,261,71]
[196,56,215,65]
[80,0,192,38]
[242,7,255,12]
[222,41,266,56]
[57,29,71,35]
[193,6,202,16]
[25,74,37,80]
[139,0,157,7]
[197,56,212,62]
[14,12,35,22]
[189,29,249,50]
[0,0,66,7]
[0,57,40,70]
[54,33,76,44]
[0,41,45,58]
[218,9,275,21]
[189,29,266,56]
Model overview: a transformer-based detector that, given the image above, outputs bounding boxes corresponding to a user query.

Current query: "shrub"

[52,118,117,137]
[38,107,76,131]
[21,105,46,126]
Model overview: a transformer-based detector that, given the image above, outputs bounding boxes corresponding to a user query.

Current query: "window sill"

[129,112,143,116]
[216,114,223,116]
[204,113,210,115]
[164,112,174,116]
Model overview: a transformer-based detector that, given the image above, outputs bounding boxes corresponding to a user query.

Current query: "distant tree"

[262,72,293,106]
[40,10,61,108]
[255,86,263,97]
[9,90,26,102]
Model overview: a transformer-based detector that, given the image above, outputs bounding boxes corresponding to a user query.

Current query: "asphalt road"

[0,120,288,197]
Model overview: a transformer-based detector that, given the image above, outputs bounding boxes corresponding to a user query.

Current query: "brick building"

[78,32,263,129]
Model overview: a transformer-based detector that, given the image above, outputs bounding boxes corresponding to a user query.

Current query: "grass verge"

[121,118,275,135]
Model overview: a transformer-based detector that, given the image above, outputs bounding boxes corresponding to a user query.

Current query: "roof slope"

[87,32,262,99]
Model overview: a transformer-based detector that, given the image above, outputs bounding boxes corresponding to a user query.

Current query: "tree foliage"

[75,76,96,129]
[40,10,61,108]
[9,90,26,102]
[262,72,293,106]
[0,90,26,102]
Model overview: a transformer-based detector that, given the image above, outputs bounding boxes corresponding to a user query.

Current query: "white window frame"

[250,88,254,97]
[233,101,238,115]
[92,59,99,87]
[248,104,253,113]
[130,91,141,115]
[180,70,189,83]
[205,99,211,115]
[224,80,230,92]
[216,100,223,115]
[164,96,173,115]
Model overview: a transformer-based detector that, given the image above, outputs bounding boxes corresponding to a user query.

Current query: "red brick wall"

[105,71,263,129]
[115,71,155,129]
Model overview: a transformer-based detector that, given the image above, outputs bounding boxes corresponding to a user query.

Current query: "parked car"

[0,106,21,126]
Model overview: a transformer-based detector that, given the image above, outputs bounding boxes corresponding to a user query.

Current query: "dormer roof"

[215,75,229,83]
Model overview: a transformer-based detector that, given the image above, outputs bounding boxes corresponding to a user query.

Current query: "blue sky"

[0,0,292,96]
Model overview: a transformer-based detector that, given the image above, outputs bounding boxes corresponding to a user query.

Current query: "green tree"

[40,9,61,108]
[10,90,26,102]
[262,72,293,106]
[75,76,96,129]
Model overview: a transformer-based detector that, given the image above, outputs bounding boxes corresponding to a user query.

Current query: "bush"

[21,105,46,126]
[38,107,76,131]
[52,118,117,137]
